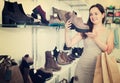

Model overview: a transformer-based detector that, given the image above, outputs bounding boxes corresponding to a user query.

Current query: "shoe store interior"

[0,0,120,83]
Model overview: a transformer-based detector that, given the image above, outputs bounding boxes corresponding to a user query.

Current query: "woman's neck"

[93,23,104,29]
[93,23,105,33]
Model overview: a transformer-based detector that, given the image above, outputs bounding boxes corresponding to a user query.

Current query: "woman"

[65,4,114,83]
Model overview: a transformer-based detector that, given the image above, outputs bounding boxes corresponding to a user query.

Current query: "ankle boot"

[2,1,17,27]
[72,17,89,32]
[31,12,38,19]
[69,12,90,32]
[0,55,8,60]
[19,54,33,83]
[53,46,60,61]
[63,43,72,50]
[36,68,53,81]
[44,51,61,72]
[71,47,84,58]
[2,1,34,27]
[18,3,26,16]
[57,51,71,65]
[12,2,34,24]
[52,7,68,23]
[65,11,77,30]
[32,5,49,25]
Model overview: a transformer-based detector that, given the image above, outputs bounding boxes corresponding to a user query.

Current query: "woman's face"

[89,7,104,25]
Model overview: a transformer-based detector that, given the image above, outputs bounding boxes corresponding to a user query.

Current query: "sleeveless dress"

[74,28,110,83]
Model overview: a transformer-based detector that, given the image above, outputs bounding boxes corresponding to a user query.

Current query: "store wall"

[0,27,33,63]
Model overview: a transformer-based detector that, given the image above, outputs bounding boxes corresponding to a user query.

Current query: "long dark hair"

[87,3,105,32]
[82,4,105,38]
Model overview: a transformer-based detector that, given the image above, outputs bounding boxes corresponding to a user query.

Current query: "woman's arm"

[65,20,82,47]
[93,36,108,52]
[86,31,108,52]
[106,30,114,54]
[86,30,114,54]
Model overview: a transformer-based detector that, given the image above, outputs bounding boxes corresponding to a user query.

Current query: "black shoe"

[36,68,53,81]
[53,46,60,61]
[2,1,34,27]
[0,55,8,60]
[29,69,46,83]
[72,47,84,58]
[63,43,72,50]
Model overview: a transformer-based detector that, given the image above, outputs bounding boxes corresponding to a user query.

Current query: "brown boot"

[57,51,71,65]
[52,7,68,22]
[44,51,61,72]
[72,17,89,32]
[65,11,90,32]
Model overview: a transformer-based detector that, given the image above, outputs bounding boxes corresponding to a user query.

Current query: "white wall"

[0,27,33,63]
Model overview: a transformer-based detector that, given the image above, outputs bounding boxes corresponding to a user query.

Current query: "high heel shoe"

[32,5,49,25]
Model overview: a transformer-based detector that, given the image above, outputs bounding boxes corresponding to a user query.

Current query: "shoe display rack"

[0,23,120,83]
[46,58,80,83]
[105,7,120,25]
[0,25,81,83]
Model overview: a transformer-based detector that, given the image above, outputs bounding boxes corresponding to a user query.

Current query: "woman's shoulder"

[104,28,114,39]
[104,27,113,34]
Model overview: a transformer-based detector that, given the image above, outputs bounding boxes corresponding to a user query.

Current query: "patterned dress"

[74,28,110,83]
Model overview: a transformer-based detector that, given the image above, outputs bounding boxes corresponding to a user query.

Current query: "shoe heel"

[2,16,17,27]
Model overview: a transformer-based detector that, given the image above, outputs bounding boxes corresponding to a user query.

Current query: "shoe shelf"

[46,58,80,83]
[0,25,81,83]
[105,8,120,25]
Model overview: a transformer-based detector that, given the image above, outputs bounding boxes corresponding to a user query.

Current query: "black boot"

[36,68,53,81]
[12,2,34,25]
[63,43,72,50]
[17,3,41,25]
[19,54,33,83]
[18,3,27,16]
[2,1,33,27]
[0,55,8,60]
[53,46,60,61]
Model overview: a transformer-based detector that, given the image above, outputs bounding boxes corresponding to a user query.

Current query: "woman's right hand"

[65,20,72,31]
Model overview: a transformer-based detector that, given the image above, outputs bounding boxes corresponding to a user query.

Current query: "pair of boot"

[31,5,49,25]
[2,1,39,27]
